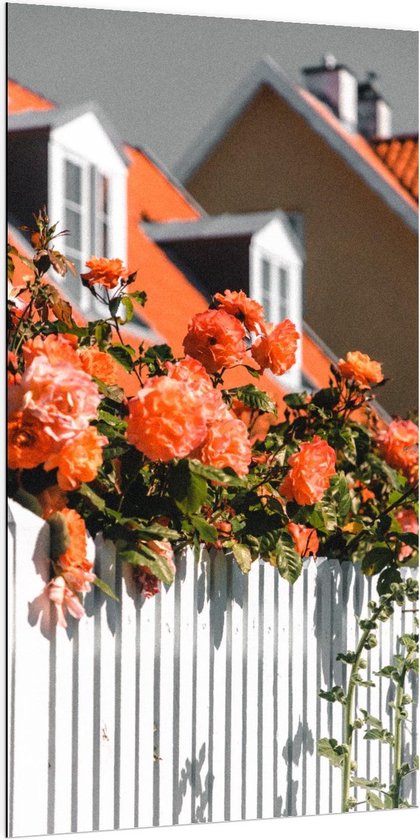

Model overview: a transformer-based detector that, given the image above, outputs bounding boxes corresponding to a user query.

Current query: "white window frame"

[250,220,303,391]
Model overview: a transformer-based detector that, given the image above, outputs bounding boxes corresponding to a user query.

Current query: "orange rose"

[127,375,208,461]
[338,351,383,388]
[183,309,246,374]
[195,408,252,477]
[251,319,299,376]
[287,522,320,557]
[280,435,336,505]
[8,410,54,469]
[214,289,265,332]
[378,419,418,483]
[79,347,119,385]
[55,507,91,572]
[165,356,224,422]
[22,333,81,369]
[44,426,108,490]
[81,257,128,289]
[394,508,418,561]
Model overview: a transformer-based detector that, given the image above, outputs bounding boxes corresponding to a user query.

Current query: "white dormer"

[249,216,303,391]
[48,108,128,314]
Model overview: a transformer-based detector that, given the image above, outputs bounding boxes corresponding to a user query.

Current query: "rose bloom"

[287,522,320,557]
[280,435,337,505]
[147,539,176,572]
[81,257,128,289]
[46,576,85,628]
[251,319,299,376]
[127,375,209,461]
[22,333,81,369]
[338,351,383,388]
[378,419,419,483]
[56,508,94,575]
[44,426,108,490]
[79,347,119,385]
[214,289,265,332]
[17,355,101,442]
[195,408,252,477]
[37,485,68,519]
[183,309,246,374]
[8,351,21,386]
[395,507,418,561]
[165,356,224,422]
[8,409,54,469]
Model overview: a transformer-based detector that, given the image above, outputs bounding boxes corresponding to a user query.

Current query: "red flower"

[214,289,265,332]
[183,309,246,374]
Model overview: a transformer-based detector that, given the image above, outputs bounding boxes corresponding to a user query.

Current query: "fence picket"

[7,501,418,836]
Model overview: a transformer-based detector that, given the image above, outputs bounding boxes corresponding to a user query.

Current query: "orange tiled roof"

[8,79,56,113]
[370,135,419,203]
[299,87,418,213]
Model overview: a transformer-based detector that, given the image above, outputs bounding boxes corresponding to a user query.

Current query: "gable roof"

[142,209,304,257]
[8,79,56,113]
[371,134,418,203]
[175,57,418,234]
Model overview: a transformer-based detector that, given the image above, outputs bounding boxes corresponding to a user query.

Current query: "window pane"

[65,208,82,251]
[261,258,271,320]
[279,267,289,321]
[98,174,109,215]
[65,160,82,205]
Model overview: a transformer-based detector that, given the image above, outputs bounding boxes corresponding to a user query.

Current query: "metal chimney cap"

[323,53,337,70]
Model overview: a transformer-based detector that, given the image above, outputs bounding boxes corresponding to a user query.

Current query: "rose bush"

[7,209,418,627]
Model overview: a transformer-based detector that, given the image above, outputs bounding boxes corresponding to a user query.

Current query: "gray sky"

[7,3,419,171]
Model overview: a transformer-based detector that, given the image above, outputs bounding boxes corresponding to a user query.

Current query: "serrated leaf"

[366,791,385,810]
[109,296,121,317]
[319,686,346,704]
[93,576,119,602]
[276,533,302,584]
[107,344,135,371]
[359,710,383,728]
[317,737,348,768]
[336,651,357,665]
[351,776,386,790]
[189,515,218,543]
[231,543,253,574]
[129,290,147,306]
[283,391,308,408]
[227,384,277,415]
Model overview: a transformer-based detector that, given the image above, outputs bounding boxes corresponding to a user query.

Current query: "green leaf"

[121,295,134,322]
[78,483,106,511]
[364,729,388,741]
[366,791,385,810]
[119,545,175,585]
[13,488,43,518]
[243,364,261,379]
[311,387,340,409]
[226,384,277,415]
[351,776,386,791]
[377,566,402,595]
[189,515,218,543]
[93,576,119,602]
[276,533,302,584]
[231,544,253,574]
[359,709,383,729]
[188,459,244,487]
[336,651,357,665]
[362,546,394,576]
[107,344,135,371]
[129,290,147,306]
[48,512,71,561]
[317,738,348,768]
[389,531,418,548]
[283,391,308,408]
[170,460,208,515]
[319,686,346,704]
[109,296,121,318]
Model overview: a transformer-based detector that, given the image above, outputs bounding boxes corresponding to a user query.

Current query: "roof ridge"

[8,77,57,109]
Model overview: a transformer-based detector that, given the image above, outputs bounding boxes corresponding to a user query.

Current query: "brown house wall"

[187,87,418,416]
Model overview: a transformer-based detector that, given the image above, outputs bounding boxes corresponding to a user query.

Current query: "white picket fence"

[7,499,418,837]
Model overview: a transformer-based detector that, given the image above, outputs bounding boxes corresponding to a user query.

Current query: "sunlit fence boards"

[7,499,418,837]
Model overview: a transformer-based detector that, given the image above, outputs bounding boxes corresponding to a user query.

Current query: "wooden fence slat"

[7,501,418,835]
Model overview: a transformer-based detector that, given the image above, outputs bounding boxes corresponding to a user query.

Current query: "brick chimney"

[358,72,392,139]
[302,54,358,132]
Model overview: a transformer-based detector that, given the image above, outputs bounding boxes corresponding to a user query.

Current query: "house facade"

[175,57,418,416]
[8,78,340,407]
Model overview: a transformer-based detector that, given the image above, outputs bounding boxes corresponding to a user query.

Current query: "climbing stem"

[392,662,408,808]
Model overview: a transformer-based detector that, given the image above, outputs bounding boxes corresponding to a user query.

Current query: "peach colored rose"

[18,356,101,441]
[338,351,383,388]
[22,333,81,369]
[378,419,418,483]
[395,508,418,561]
[126,375,208,461]
[214,289,265,332]
[165,356,224,422]
[183,309,246,374]
[195,408,252,477]
[46,576,85,628]
[287,523,320,557]
[81,257,128,289]
[280,435,336,505]
[78,347,119,384]
[251,319,299,376]
[55,508,93,574]
[44,426,108,490]
[8,410,54,469]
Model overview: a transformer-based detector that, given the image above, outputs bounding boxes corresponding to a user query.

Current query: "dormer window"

[250,217,303,390]
[48,108,128,314]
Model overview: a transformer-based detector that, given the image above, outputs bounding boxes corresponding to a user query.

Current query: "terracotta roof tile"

[8,79,56,113]
[370,135,418,203]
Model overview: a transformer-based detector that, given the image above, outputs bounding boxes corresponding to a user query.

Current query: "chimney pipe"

[302,54,358,132]
[358,72,392,139]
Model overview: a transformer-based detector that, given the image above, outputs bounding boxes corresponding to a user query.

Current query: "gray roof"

[174,56,418,234]
[142,209,305,258]
[8,101,130,167]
